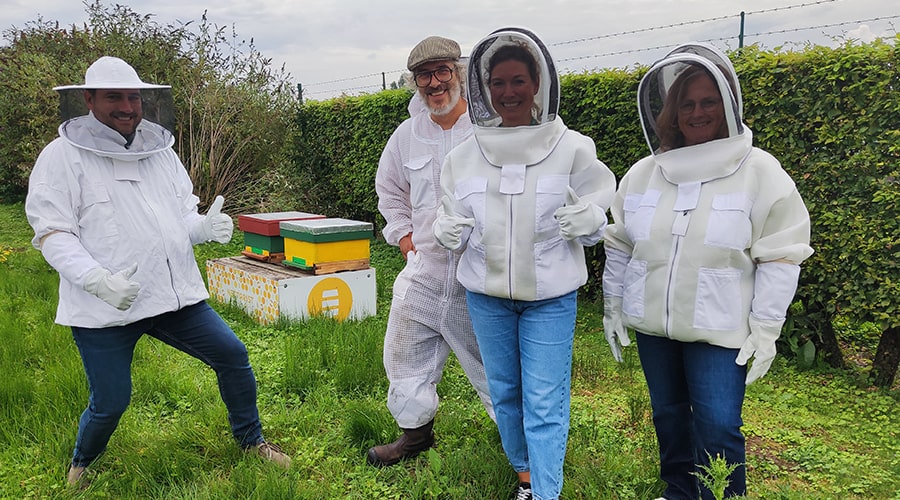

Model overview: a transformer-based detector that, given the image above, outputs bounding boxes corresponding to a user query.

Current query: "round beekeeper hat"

[53,56,171,91]
[407,36,461,71]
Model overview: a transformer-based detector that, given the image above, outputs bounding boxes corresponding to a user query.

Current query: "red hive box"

[238,211,325,262]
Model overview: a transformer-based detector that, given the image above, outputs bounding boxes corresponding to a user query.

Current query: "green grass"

[1,202,897,499]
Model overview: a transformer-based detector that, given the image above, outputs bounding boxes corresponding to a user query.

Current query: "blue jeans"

[466,290,576,500]
[70,302,263,467]
[636,332,747,500]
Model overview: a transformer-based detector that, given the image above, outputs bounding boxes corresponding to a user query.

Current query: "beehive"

[280,218,373,274]
[237,211,325,262]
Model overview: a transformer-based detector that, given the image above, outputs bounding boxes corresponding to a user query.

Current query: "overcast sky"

[2,0,896,100]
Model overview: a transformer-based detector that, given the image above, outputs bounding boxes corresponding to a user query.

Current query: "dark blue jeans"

[70,302,263,467]
[636,332,747,500]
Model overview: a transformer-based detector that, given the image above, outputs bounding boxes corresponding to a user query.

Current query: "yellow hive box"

[280,218,373,273]
[283,238,370,267]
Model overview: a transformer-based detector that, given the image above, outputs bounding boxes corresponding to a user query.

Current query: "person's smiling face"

[85,88,143,138]
[676,74,725,146]
[414,61,461,116]
[489,59,538,127]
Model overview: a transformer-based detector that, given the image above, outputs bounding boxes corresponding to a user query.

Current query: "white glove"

[602,296,631,362]
[83,263,140,310]
[735,315,782,385]
[195,195,234,244]
[554,187,605,241]
[433,196,475,251]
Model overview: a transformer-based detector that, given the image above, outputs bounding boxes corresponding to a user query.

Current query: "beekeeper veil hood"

[52,57,176,159]
[638,43,744,154]
[467,27,559,128]
[638,43,753,185]
[54,56,176,135]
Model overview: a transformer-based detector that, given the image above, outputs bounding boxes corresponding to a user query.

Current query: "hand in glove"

[602,296,631,362]
[433,196,475,251]
[83,263,140,310]
[196,195,234,244]
[735,315,782,385]
[554,187,605,241]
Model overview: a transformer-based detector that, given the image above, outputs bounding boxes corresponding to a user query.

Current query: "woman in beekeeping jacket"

[434,27,615,500]
[602,43,813,500]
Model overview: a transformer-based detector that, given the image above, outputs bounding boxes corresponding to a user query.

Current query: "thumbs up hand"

[554,187,605,241]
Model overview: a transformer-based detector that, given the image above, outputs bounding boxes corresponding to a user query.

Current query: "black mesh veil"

[57,88,176,133]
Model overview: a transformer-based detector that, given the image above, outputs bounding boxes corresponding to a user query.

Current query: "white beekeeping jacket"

[26,113,211,328]
[438,27,616,301]
[604,43,813,348]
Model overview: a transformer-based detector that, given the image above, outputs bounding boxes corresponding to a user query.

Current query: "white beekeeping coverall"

[375,95,494,429]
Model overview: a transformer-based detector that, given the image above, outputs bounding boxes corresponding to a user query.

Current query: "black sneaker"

[513,481,532,500]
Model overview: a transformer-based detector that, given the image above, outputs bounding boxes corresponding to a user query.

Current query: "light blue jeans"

[466,290,576,500]
[70,302,264,467]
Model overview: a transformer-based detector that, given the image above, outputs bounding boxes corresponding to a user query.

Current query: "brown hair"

[488,44,539,85]
[655,64,728,151]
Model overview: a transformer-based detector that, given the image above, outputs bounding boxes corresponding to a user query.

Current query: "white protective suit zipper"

[665,209,692,337]
[142,182,183,310]
[506,194,515,299]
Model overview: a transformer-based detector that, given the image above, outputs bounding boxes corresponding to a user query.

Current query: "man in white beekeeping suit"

[369,36,495,467]
[25,56,290,487]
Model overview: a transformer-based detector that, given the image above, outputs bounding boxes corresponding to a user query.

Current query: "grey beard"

[425,84,461,116]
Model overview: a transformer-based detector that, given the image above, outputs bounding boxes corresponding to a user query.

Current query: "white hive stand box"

[206,255,376,324]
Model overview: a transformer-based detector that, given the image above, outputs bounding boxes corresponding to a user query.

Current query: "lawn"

[0,202,897,499]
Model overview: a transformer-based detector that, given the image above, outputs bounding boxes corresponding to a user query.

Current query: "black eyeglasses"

[414,66,453,87]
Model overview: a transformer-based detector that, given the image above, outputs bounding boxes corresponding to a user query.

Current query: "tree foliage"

[0,1,298,213]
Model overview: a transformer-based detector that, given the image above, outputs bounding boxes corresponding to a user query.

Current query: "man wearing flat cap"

[370,36,495,467]
[25,56,291,487]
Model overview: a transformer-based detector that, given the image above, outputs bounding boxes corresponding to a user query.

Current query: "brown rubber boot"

[366,419,435,467]
[67,465,88,489]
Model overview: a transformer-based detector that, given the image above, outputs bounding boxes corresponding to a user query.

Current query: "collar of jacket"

[654,126,753,184]
[58,113,174,161]
[472,116,567,167]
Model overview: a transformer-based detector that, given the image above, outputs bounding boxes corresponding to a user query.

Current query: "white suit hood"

[638,44,751,184]
[466,27,565,167]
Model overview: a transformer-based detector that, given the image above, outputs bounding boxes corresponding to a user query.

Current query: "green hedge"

[293,89,413,225]
[294,39,900,382]
[735,42,900,335]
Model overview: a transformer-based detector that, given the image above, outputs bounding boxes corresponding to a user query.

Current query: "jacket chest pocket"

[454,177,487,228]
[77,182,121,265]
[704,193,752,250]
[623,190,660,242]
[535,175,568,234]
[404,156,436,210]
[79,183,119,240]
